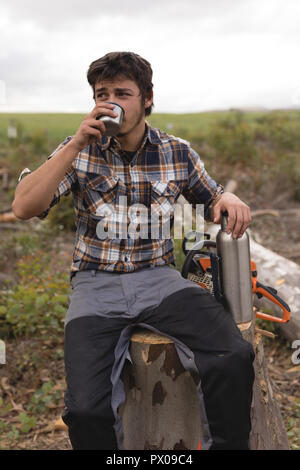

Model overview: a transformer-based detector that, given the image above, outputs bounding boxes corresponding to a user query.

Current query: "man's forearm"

[12,139,79,219]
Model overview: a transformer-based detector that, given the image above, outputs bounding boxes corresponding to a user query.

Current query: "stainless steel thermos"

[182,211,290,325]
[216,212,253,323]
[97,102,124,136]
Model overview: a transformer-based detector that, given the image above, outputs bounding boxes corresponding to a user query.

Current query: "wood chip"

[286,365,300,374]
[251,209,280,217]
[255,327,276,339]
[54,417,68,431]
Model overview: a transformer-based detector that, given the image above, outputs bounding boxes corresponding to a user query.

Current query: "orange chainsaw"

[181,221,290,324]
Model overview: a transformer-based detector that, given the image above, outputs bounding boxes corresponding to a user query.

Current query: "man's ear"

[144,90,153,109]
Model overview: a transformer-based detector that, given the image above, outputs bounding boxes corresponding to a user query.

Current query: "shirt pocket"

[150,180,181,205]
[83,175,120,218]
[150,181,181,236]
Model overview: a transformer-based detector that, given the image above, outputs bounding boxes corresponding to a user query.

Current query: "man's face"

[94,77,152,138]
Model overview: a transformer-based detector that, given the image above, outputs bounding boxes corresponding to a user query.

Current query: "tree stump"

[120,329,202,450]
[120,322,290,450]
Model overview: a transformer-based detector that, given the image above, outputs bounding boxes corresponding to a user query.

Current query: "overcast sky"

[1,0,300,113]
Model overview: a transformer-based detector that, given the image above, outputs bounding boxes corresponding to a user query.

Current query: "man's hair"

[87,51,154,116]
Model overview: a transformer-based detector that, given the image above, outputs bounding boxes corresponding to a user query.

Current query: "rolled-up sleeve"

[182,147,224,221]
[17,136,78,220]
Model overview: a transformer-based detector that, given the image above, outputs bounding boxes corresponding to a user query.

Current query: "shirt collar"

[146,122,162,146]
[98,121,161,152]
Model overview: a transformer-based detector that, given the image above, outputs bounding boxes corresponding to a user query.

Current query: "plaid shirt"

[18,123,223,277]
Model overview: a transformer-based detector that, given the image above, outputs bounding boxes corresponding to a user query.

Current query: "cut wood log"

[120,325,290,450]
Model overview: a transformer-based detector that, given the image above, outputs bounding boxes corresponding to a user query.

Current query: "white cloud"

[0,0,300,113]
[0,0,240,29]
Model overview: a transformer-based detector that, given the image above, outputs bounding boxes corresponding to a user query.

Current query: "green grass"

[0,111,217,146]
[1,108,300,211]
[0,113,85,145]
[0,108,299,139]
[1,108,300,149]
[1,109,299,145]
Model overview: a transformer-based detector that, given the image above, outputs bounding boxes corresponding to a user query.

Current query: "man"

[12,51,255,450]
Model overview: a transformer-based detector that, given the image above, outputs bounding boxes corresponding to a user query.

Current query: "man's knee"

[63,395,113,424]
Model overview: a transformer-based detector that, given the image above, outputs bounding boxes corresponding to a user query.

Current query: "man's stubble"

[116,101,146,139]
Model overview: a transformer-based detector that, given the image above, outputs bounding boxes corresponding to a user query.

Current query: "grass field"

[1,108,300,145]
[0,110,226,144]
[1,107,300,213]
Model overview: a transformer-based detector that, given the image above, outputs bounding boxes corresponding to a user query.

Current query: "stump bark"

[120,322,290,450]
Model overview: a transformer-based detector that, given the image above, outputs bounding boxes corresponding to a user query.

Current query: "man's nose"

[107,94,118,103]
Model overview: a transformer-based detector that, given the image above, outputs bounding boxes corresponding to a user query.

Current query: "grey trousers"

[62,266,255,450]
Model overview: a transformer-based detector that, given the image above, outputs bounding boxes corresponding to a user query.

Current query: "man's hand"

[71,103,118,152]
[211,192,251,239]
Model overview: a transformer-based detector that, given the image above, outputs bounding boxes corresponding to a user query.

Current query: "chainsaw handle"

[254,280,290,323]
[181,250,198,279]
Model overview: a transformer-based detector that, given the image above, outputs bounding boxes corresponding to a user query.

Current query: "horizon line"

[1,106,300,115]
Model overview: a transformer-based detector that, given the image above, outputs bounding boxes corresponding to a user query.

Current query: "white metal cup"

[98,102,124,136]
